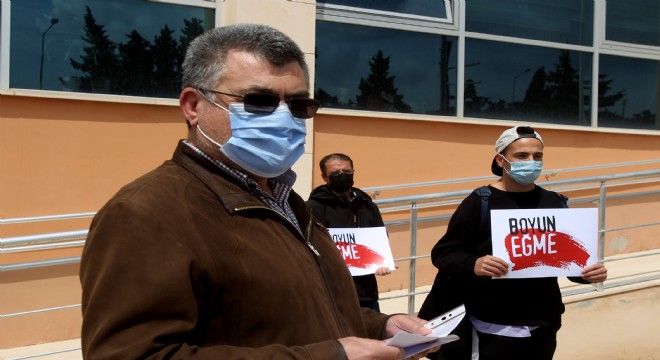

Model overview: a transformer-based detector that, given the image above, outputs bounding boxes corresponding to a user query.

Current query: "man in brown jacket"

[80,23,437,359]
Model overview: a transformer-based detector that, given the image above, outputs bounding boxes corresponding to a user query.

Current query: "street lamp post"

[511,67,531,110]
[39,18,59,89]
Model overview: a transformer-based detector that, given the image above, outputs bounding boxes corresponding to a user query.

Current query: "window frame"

[317,0,458,33]
[0,0,217,103]
[314,0,660,133]
[146,0,215,8]
[601,0,660,55]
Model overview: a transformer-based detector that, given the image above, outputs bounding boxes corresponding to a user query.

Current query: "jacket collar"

[309,184,372,205]
[172,141,310,226]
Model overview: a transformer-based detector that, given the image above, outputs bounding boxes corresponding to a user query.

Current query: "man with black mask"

[307,153,391,312]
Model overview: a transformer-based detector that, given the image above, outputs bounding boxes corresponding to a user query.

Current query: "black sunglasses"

[197,87,320,119]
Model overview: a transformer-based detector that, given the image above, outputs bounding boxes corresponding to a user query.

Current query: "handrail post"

[408,202,418,315]
[597,181,606,292]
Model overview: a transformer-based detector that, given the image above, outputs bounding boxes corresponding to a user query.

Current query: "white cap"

[491,126,544,176]
[495,126,543,153]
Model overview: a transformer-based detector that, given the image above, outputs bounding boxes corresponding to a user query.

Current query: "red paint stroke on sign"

[504,229,589,271]
[337,244,384,269]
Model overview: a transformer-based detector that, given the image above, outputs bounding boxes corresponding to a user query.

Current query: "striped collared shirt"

[183,141,302,234]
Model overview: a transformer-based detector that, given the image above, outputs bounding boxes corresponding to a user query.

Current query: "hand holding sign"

[474,255,509,277]
[328,227,396,276]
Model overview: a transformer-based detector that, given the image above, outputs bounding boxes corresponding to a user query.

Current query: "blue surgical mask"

[502,156,542,185]
[197,103,306,178]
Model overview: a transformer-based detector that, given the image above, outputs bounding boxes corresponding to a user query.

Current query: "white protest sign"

[490,208,598,278]
[328,227,396,276]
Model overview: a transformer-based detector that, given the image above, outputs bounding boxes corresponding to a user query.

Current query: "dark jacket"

[80,141,390,360]
[307,185,385,304]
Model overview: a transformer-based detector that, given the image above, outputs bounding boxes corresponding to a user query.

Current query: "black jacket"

[307,185,385,304]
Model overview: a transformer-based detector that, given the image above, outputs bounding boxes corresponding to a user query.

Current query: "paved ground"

[2,250,658,360]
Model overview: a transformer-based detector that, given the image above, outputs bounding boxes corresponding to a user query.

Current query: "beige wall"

[0,96,184,223]
[310,112,660,192]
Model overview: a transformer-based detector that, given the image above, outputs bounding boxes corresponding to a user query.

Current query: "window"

[317,0,450,19]
[464,39,592,125]
[6,0,213,98]
[598,55,659,130]
[606,0,660,47]
[317,0,454,32]
[315,21,457,116]
[313,0,660,131]
[315,0,456,115]
[466,0,593,46]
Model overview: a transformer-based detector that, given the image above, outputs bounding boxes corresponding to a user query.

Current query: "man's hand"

[384,314,430,338]
[338,337,403,360]
[474,255,508,277]
[581,262,607,283]
[375,267,392,276]
[382,314,440,359]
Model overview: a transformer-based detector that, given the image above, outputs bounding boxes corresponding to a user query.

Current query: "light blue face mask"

[197,103,306,178]
[502,156,543,185]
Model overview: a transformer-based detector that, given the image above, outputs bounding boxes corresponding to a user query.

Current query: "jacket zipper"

[306,217,348,338]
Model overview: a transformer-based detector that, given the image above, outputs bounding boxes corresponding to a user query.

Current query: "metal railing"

[1,165,659,342]
[362,158,660,198]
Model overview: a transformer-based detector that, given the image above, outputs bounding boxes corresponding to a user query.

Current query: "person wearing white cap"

[425,126,608,360]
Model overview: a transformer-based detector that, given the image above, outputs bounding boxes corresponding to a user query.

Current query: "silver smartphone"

[423,304,466,330]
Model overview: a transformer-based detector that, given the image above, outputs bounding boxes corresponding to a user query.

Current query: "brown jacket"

[80,141,390,359]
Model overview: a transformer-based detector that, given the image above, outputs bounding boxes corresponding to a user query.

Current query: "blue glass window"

[9,0,213,97]
[317,0,448,19]
[464,39,593,125]
[315,21,457,115]
[606,0,660,47]
[467,0,593,46]
[598,55,659,130]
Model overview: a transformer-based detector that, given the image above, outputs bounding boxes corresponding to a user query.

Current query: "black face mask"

[328,172,354,193]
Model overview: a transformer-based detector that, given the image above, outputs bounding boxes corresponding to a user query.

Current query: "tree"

[152,25,180,97]
[464,80,489,116]
[116,30,153,96]
[315,88,340,108]
[523,67,549,105]
[179,18,205,67]
[64,6,117,92]
[596,74,625,109]
[544,49,583,121]
[546,50,579,104]
[356,50,412,113]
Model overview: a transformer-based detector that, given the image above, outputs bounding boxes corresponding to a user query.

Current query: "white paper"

[327,227,396,276]
[491,208,598,278]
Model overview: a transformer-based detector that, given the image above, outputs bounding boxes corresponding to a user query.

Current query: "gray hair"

[181,23,310,90]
